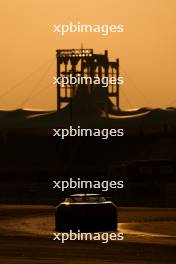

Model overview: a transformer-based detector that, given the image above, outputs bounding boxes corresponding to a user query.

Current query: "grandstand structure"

[0,48,175,134]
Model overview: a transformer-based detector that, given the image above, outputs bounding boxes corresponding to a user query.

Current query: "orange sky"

[0,0,176,110]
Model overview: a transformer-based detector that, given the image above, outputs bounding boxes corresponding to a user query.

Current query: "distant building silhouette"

[56,49,120,111]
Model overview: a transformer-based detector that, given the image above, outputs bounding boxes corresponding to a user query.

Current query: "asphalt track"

[0,206,176,264]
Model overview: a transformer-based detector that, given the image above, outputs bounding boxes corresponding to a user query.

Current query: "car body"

[55,194,118,232]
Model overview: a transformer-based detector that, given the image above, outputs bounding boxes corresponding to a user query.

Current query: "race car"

[55,194,117,232]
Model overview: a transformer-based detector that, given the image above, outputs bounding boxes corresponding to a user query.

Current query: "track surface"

[0,206,176,264]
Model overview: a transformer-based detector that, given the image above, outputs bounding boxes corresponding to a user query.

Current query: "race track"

[0,205,176,264]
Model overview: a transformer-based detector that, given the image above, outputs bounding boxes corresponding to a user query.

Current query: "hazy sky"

[0,0,176,110]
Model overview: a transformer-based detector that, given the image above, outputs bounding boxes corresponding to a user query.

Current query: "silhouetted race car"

[55,194,117,232]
